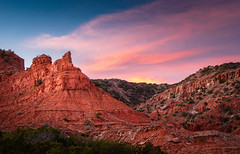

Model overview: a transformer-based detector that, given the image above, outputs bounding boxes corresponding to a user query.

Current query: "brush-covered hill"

[137,62,240,134]
[92,79,169,108]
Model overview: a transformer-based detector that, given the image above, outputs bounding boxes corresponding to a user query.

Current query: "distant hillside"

[137,62,240,134]
[92,78,169,108]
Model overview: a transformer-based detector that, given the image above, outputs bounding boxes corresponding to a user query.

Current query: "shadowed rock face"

[92,78,169,109]
[0,51,150,132]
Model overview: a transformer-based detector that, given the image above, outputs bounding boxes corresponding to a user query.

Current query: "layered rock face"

[0,49,24,82]
[137,63,240,134]
[0,52,149,132]
[1,52,240,153]
[134,63,240,153]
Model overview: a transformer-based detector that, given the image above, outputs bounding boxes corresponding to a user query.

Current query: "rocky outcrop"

[1,51,240,153]
[92,79,169,108]
[0,51,150,132]
[0,49,24,82]
[137,63,240,134]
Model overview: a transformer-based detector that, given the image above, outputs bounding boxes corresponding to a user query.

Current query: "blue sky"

[0,0,153,38]
[0,0,240,84]
[0,0,153,56]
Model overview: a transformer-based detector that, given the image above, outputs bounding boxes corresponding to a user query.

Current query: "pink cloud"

[24,0,240,83]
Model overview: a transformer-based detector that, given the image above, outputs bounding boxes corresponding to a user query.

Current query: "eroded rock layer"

[0,52,150,132]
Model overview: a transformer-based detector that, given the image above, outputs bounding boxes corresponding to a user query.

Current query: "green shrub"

[95,112,102,118]
[4,56,10,62]
[0,50,6,57]
[207,90,213,94]
[84,120,91,126]
[190,113,198,119]
[187,98,195,104]
[35,78,43,86]
[191,91,195,97]
[227,128,232,133]
[223,106,231,113]
[222,97,230,101]
[0,127,166,154]
[180,121,188,129]
[222,117,229,123]
[17,112,23,115]
[197,136,207,142]
[63,118,69,122]
[219,79,226,84]
[197,96,202,100]
[235,115,240,120]
[223,88,229,92]
[181,111,188,117]
[170,93,175,98]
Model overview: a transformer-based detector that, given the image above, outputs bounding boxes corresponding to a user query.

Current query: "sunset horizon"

[1,0,240,84]
[1,1,240,153]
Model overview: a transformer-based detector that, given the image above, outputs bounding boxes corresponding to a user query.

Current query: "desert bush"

[95,112,102,118]
[35,78,43,86]
[4,56,10,62]
[219,79,226,84]
[197,136,207,142]
[223,88,229,92]
[84,120,92,126]
[207,90,213,94]
[63,118,69,122]
[221,117,230,123]
[0,127,166,154]
[223,106,231,113]
[235,115,240,120]
[181,111,188,117]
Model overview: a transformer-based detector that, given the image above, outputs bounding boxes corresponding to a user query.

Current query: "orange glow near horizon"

[24,0,240,84]
[128,77,160,84]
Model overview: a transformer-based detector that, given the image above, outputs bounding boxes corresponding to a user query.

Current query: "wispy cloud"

[25,0,240,83]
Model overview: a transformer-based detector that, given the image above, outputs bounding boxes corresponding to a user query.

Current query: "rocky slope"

[0,49,24,82]
[137,63,240,135]
[92,79,169,108]
[0,52,150,132]
[1,51,240,153]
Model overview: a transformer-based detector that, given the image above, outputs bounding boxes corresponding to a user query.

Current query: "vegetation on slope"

[137,62,240,133]
[178,62,240,85]
[0,126,166,154]
[92,79,169,108]
[0,49,11,63]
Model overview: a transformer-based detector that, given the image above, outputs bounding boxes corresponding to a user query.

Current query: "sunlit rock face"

[0,49,24,82]
[1,51,240,153]
[0,51,150,132]
[137,63,240,134]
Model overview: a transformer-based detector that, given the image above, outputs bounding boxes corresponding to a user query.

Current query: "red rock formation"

[0,51,150,132]
[0,49,24,82]
[137,63,240,134]
[1,52,240,153]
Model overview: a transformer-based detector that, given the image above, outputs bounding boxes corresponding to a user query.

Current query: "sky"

[0,0,240,84]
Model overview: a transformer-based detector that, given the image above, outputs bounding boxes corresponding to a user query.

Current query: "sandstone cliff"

[0,49,24,82]
[137,63,240,134]
[0,51,150,132]
[1,51,240,153]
